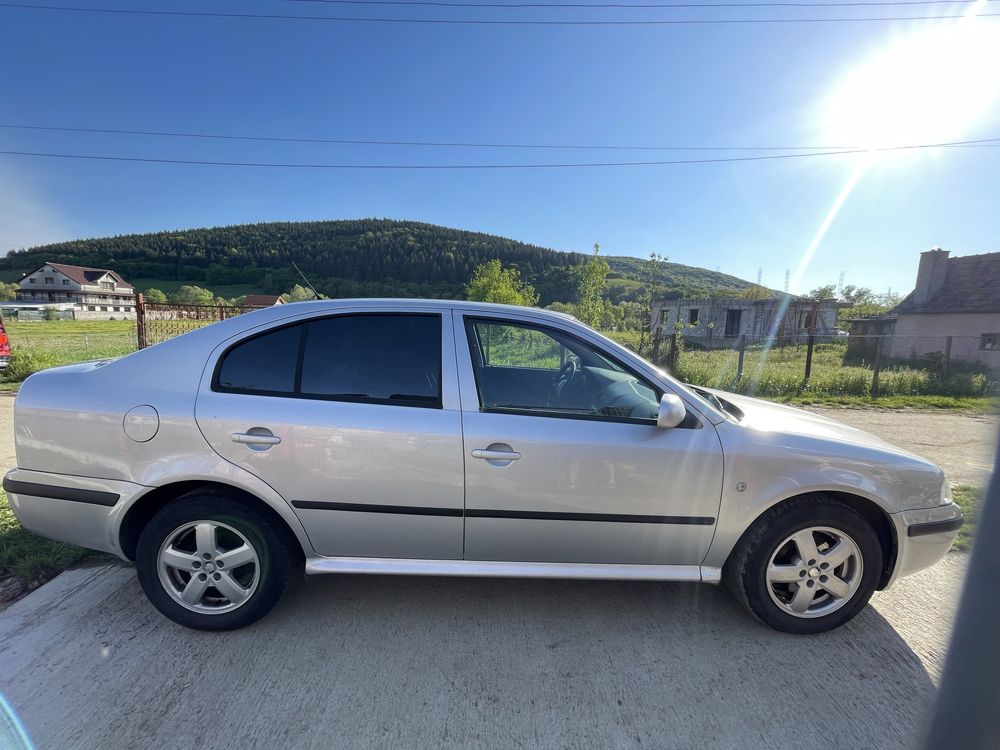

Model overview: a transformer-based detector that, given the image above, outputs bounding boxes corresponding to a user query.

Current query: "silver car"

[4,300,962,633]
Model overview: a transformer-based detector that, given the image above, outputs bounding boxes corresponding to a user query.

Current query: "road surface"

[0,397,994,749]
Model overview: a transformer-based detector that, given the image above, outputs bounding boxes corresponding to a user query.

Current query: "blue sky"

[0,1,998,295]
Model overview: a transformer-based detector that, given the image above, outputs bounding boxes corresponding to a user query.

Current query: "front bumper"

[886,502,964,587]
[3,468,148,558]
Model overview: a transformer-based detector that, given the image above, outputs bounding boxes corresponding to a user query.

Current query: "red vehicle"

[0,311,10,369]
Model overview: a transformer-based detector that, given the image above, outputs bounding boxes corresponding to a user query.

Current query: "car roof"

[260,298,577,321]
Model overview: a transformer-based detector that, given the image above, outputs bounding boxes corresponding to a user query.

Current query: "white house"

[16,262,137,320]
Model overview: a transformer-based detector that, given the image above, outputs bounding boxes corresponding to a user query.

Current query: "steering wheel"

[546,358,579,407]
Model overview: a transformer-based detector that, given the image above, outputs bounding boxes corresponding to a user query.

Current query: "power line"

[0,122,907,152]
[0,137,997,169]
[1,2,997,25]
[292,0,996,7]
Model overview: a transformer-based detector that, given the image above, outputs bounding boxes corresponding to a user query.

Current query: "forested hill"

[0,219,753,304]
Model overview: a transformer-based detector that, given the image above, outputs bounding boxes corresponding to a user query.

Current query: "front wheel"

[136,494,296,631]
[724,496,883,634]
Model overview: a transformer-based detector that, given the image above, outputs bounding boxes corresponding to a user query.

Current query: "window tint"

[300,315,440,404]
[215,313,441,406]
[467,319,659,422]
[216,324,301,394]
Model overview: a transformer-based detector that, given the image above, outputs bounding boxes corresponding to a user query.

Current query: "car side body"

[4,299,962,632]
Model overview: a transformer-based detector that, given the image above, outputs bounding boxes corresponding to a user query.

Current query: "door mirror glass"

[657,393,686,429]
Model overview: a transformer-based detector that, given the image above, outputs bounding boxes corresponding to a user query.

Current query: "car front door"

[456,313,724,567]
[195,307,465,560]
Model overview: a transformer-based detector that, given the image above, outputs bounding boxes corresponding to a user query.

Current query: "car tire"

[136,493,297,631]
[724,495,883,634]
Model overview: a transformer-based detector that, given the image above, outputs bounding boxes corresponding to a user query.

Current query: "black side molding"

[908,515,964,538]
[291,500,714,526]
[292,501,463,517]
[466,509,715,525]
[2,478,120,507]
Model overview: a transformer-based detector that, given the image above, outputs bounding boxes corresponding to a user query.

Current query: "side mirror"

[657,393,686,429]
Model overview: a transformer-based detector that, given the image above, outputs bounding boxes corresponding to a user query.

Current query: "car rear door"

[195,306,465,560]
[455,312,724,567]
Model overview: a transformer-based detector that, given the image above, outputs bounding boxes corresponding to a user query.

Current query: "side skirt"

[305,556,723,583]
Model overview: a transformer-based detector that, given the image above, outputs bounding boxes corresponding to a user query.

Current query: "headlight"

[940,480,953,506]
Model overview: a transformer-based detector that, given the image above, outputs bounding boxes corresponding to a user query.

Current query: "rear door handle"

[231,432,281,446]
[472,449,521,461]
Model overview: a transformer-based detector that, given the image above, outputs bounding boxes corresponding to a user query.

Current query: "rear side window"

[214,313,441,408]
[215,324,301,394]
[300,315,440,405]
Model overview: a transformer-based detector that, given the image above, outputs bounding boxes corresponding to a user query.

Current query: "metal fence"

[648,332,1000,398]
[134,295,270,349]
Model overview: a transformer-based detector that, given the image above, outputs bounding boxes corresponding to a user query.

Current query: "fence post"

[135,293,147,350]
[650,328,663,362]
[736,335,746,382]
[84,334,89,354]
[218,302,226,322]
[804,334,815,381]
[943,336,952,376]
[871,337,883,399]
[667,332,679,371]
[803,298,819,381]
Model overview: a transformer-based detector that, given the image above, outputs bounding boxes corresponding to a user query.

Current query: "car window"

[300,314,440,405]
[474,321,566,370]
[215,313,441,407]
[466,318,660,422]
[215,323,301,394]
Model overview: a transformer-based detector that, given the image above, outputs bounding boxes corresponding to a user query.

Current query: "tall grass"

[604,335,998,399]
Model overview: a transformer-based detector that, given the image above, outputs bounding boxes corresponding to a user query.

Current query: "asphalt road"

[0,397,995,749]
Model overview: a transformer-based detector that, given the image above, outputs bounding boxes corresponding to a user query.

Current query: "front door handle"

[472,448,521,461]
[231,431,281,446]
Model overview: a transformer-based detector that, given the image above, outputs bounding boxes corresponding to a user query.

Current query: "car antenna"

[291,260,322,300]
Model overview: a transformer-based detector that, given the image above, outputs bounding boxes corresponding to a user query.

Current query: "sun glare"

[822,1,1000,147]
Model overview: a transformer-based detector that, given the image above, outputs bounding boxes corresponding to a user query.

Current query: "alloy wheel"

[157,520,260,614]
[765,526,863,619]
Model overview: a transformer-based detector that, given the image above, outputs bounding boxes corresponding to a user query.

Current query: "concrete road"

[0,397,993,749]
[0,554,967,749]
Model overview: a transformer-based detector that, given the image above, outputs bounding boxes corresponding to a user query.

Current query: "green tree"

[143,287,167,304]
[637,253,668,355]
[808,284,838,300]
[465,259,538,307]
[171,285,214,306]
[545,301,577,317]
[0,282,19,301]
[282,284,317,302]
[576,242,609,328]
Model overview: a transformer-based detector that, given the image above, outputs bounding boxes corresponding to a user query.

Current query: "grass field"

[2,319,135,384]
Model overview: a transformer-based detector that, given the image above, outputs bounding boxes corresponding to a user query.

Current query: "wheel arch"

[728,490,898,590]
[118,480,308,563]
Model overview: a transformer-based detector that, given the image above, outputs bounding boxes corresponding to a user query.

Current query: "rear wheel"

[724,496,883,634]
[136,494,296,631]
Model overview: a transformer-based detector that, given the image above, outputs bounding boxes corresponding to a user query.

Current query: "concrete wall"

[891,312,1000,365]
[652,298,841,347]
